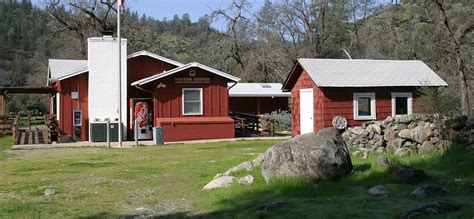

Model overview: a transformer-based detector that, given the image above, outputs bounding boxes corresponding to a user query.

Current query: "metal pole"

[107,120,110,148]
[134,119,138,147]
[117,4,123,148]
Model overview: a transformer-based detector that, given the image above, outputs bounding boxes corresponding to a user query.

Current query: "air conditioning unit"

[90,122,119,142]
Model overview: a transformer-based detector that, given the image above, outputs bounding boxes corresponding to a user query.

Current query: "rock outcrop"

[261,128,352,182]
[202,176,236,190]
[238,175,256,185]
[367,185,390,197]
[400,201,461,219]
[392,165,426,184]
[411,185,447,198]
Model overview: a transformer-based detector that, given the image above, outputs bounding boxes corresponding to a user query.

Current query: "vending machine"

[129,98,153,140]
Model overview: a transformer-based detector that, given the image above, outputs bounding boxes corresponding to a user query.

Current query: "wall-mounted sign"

[71,91,79,100]
[189,69,197,77]
[174,77,210,84]
[73,110,82,126]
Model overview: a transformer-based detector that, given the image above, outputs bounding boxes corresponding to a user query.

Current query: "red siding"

[144,67,234,142]
[127,55,178,98]
[319,87,419,130]
[155,117,234,142]
[229,97,289,115]
[54,73,89,141]
[150,67,230,120]
[127,55,180,139]
[290,70,420,136]
[290,71,319,136]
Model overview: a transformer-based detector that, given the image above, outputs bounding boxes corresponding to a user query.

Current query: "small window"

[391,92,412,116]
[353,93,376,120]
[182,88,203,115]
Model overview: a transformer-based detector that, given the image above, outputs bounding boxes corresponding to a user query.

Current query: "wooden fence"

[0,95,5,116]
[0,115,20,144]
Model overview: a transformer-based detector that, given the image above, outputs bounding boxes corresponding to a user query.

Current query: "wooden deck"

[17,128,48,145]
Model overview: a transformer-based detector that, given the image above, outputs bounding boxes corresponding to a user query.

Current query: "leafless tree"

[211,0,251,71]
[45,0,118,57]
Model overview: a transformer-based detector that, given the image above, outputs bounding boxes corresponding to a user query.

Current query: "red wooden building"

[131,62,239,142]
[282,59,448,136]
[48,59,89,141]
[48,36,240,142]
[228,83,290,115]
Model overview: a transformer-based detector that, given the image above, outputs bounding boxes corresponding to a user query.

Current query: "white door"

[300,88,314,134]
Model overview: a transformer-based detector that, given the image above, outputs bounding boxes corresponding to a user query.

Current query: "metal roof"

[48,51,184,84]
[48,59,88,83]
[295,58,448,87]
[228,83,290,97]
[131,62,240,86]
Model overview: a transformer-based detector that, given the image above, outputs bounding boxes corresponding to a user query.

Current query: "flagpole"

[117,2,123,148]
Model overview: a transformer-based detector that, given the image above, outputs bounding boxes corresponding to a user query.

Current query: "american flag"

[118,0,124,7]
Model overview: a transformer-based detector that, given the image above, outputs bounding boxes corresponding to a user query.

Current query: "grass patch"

[0,136,472,218]
[0,136,12,160]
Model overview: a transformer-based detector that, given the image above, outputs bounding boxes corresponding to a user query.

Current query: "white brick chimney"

[87,36,128,140]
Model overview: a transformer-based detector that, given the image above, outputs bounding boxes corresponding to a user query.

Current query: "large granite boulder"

[261,128,352,182]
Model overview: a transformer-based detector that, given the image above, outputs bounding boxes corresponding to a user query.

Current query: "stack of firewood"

[48,114,59,143]
[0,116,14,136]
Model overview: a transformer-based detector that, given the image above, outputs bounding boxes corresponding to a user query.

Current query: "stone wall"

[343,115,450,157]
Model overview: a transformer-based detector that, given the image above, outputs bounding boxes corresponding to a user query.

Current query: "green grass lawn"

[0,136,473,218]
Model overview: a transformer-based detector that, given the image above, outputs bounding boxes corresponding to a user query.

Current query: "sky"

[31,0,391,30]
[31,0,266,30]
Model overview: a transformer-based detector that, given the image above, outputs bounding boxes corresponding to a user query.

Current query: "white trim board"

[353,92,376,120]
[299,88,314,134]
[391,92,413,117]
[182,88,203,116]
[131,62,240,86]
[127,50,185,67]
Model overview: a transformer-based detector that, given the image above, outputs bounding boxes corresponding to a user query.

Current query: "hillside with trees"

[0,0,472,116]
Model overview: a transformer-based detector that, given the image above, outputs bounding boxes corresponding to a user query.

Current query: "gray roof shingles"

[297,58,448,87]
[48,59,88,80]
[229,83,290,97]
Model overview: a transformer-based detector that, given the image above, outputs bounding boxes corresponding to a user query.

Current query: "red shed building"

[282,59,448,136]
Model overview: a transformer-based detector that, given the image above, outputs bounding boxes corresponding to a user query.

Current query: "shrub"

[416,87,460,118]
[260,110,292,132]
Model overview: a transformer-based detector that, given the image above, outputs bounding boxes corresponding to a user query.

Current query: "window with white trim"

[353,93,376,120]
[391,92,413,116]
[182,88,203,115]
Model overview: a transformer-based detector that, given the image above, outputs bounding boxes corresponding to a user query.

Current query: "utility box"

[90,122,119,142]
[153,127,164,145]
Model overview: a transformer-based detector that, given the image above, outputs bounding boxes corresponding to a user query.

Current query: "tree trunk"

[456,50,470,116]
[433,0,471,116]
